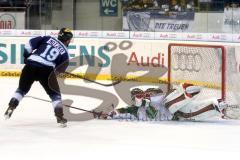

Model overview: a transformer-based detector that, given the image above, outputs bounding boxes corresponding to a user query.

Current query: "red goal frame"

[167,43,226,100]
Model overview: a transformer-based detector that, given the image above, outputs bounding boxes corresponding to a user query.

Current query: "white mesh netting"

[169,44,240,105]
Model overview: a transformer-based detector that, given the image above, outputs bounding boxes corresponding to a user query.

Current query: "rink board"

[1,33,240,84]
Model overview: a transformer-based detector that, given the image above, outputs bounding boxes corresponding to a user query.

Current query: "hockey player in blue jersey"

[4,28,73,127]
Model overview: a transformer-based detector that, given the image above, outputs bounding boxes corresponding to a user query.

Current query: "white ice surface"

[1,78,240,160]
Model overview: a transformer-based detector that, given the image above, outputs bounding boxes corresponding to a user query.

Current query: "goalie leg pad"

[178,98,218,113]
[163,87,185,105]
[167,98,191,114]
[175,99,222,120]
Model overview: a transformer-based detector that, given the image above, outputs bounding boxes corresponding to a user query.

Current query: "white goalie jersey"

[150,94,173,121]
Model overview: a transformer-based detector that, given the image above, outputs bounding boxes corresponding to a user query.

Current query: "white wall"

[50,0,74,29]
[191,13,223,33]
[75,0,122,30]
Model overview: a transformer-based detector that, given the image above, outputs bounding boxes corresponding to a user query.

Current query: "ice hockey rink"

[1,77,240,160]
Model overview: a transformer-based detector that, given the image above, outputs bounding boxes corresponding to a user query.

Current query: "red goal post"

[167,43,226,100]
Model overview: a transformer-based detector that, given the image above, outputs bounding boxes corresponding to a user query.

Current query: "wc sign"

[100,0,118,16]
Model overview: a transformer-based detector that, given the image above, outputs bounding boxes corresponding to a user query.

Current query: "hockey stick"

[63,72,121,87]
[25,95,113,118]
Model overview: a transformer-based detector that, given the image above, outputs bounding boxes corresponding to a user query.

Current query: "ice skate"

[4,107,15,119]
[54,107,67,127]
[56,116,67,128]
[4,98,19,119]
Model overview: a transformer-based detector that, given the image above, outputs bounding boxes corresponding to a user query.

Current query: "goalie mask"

[130,88,144,101]
[130,88,154,107]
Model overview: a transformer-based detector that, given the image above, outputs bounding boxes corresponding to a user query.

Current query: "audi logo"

[172,52,202,72]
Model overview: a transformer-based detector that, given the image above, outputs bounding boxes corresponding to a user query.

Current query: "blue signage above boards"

[100,0,118,16]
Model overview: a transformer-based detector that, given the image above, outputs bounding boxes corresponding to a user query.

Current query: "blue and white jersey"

[24,36,69,70]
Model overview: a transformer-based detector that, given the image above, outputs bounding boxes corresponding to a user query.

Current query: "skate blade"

[4,114,10,120]
[4,110,13,120]
[59,123,67,128]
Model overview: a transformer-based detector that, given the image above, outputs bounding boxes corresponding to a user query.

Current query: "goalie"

[102,83,233,121]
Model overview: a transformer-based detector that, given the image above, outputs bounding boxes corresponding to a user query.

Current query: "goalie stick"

[25,95,113,118]
[63,72,121,87]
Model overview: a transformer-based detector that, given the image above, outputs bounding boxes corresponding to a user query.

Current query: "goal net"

[168,43,240,105]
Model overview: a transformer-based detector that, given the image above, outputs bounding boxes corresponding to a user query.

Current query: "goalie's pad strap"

[163,85,185,104]
[165,94,186,109]
[168,97,191,114]
[175,104,215,119]
[178,110,219,121]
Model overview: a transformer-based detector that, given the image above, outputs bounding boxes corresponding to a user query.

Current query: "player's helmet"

[58,28,73,42]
